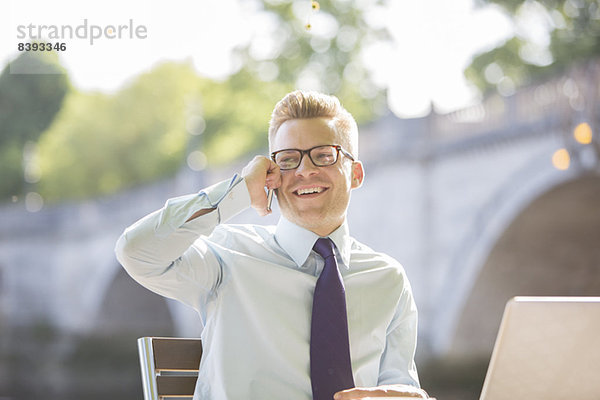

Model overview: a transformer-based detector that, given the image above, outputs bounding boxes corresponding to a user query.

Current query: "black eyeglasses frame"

[270,144,355,171]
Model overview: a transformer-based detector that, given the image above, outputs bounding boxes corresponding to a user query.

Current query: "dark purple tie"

[310,238,355,400]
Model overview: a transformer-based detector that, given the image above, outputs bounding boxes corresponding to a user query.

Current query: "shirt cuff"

[215,175,251,223]
[155,174,250,237]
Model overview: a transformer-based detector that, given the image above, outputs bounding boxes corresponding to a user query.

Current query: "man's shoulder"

[207,223,277,243]
[349,237,406,273]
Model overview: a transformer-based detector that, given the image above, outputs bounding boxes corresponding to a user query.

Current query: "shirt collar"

[275,216,352,269]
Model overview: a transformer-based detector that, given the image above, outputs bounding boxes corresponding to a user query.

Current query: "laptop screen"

[479,296,600,400]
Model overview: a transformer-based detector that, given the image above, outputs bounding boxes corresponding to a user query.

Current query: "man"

[116,90,429,399]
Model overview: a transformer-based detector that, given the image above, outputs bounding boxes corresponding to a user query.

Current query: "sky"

[1,0,514,118]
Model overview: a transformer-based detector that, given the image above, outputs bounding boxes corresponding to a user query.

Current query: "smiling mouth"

[294,187,327,196]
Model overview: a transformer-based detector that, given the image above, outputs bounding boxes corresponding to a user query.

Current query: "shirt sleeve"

[114,174,251,313]
[377,274,421,388]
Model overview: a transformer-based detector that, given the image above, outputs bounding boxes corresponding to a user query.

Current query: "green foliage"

[0,144,24,199]
[468,0,600,94]
[198,69,291,165]
[465,36,550,94]
[0,51,69,199]
[35,62,291,202]
[37,63,200,202]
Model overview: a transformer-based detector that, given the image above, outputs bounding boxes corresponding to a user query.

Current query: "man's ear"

[350,161,364,189]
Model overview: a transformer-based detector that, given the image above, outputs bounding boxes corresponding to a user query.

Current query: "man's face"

[272,117,363,236]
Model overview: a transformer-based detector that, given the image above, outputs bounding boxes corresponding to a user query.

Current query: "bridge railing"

[429,60,600,142]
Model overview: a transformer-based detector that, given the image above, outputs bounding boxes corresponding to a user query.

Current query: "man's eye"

[314,152,334,163]
[280,156,298,164]
[276,153,300,167]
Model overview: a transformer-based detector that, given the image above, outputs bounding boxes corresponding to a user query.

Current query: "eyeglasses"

[271,144,355,170]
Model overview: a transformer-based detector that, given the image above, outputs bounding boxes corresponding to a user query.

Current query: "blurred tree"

[0,51,69,200]
[238,0,392,121]
[197,69,291,166]
[466,0,600,94]
[37,63,200,201]
[36,62,290,202]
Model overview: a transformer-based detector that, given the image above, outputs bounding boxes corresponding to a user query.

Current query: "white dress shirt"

[115,175,420,400]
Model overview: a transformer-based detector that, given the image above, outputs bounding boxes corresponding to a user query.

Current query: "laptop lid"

[480,296,600,400]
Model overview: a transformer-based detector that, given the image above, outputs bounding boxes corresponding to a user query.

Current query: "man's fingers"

[254,188,270,216]
[241,155,283,216]
[265,161,282,190]
[242,156,275,215]
[334,386,428,400]
[334,388,374,399]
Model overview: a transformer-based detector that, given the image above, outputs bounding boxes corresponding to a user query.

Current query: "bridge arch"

[448,173,600,357]
[430,146,597,353]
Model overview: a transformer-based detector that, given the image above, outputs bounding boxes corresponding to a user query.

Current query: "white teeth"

[297,187,323,195]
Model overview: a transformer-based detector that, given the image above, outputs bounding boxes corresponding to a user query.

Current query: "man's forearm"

[116,175,249,276]
[114,175,250,308]
[115,204,216,277]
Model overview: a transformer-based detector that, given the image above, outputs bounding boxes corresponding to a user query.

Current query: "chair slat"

[152,338,202,370]
[157,376,198,396]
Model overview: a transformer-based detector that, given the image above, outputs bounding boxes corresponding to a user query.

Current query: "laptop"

[479,296,600,400]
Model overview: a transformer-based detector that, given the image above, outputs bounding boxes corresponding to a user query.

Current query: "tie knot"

[313,237,335,259]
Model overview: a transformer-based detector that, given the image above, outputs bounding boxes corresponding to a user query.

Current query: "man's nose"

[295,153,319,177]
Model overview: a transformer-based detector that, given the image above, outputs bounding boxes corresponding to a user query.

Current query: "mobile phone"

[266,189,274,212]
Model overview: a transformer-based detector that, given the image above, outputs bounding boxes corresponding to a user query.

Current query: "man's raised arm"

[114,157,280,309]
[114,175,249,309]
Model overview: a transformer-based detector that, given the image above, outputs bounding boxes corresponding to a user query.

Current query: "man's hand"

[334,384,429,399]
[242,155,281,216]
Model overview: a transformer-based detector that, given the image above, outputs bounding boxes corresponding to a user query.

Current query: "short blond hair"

[268,90,359,157]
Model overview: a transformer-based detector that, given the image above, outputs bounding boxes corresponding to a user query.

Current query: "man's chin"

[280,209,340,235]
[283,211,321,225]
